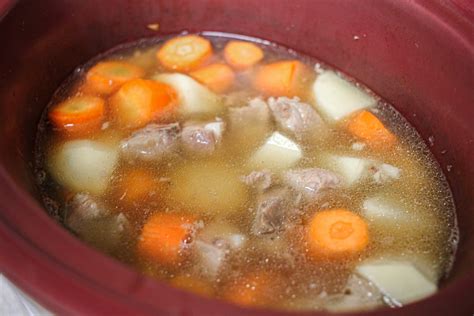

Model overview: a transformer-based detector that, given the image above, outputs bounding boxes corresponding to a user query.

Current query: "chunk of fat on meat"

[48,140,118,195]
[65,193,130,252]
[324,274,383,312]
[195,221,246,278]
[153,73,223,116]
[249,132,302,171]
[323,154,401,186]
[282,168,341,200]
[181,120,225,154]
[267,96,327,140]
[241,169,274,191]
[312,70,376,121]
[120,123,180,162]
[229,97,270,125]
[356,261,437,305]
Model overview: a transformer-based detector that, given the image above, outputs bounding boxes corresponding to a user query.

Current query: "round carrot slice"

[85,61,145,95]
[222,271,276,307]
[49,96,105,134]
[254,60,309,97]
[137,212,197,265]
[156,35,213,72]
[115,169,163,207]
[110,78,177,129]
[224,40,264,70]
[190,63,235,93]
[307,209,369,258]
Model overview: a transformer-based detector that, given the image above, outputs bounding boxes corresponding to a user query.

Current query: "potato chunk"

[312,71,376,121]
[153,73,223,116]
[48,140,118,194]
[168,162,248,215]
[249,132,302,170]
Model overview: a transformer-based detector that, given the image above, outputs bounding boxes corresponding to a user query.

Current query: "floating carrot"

[110,78,177,129]
[347,110,396,148]
[190,63,235,93]
[307,209,369,258]
[222,271,276,307]
[253,60,309,97]
[137,212,198,265]
[49,96,105,135]
[224,40,264,70]
[156,35,213,72]
[85,61,145,95]
[115,169,161,207]
[170,275,214,297]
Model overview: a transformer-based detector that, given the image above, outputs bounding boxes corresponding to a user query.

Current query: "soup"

[35,33,458,312]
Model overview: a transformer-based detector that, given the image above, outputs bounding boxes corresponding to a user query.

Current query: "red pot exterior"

[0,1,472,315]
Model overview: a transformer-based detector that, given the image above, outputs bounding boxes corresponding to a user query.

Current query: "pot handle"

[0,0,16,21]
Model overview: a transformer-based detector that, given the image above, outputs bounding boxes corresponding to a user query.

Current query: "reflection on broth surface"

[35,33,457,312]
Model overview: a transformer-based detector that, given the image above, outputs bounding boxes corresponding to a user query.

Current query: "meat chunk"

[194,222,246,278]
[267,96,326,140]
[241,170,274,191]
[282,168,341,200]
[65,193,130,252]
[228,97,270,129]
[252,187,300,235]
[120,123,180,162]
[181,120,225,154]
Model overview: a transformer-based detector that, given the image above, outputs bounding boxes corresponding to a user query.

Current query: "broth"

[35,33,457,312]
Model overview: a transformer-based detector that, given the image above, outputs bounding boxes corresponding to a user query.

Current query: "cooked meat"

[252,187,300,235]
[181,120,225,154]
[282,168,341,200]
[120,123,180,162]
[65,193,130,252]
[241,169,274,191]
[267,97,326,140]
[228,97,270,128]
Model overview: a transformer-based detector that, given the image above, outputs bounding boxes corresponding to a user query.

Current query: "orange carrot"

[137,212,198,265]
[49,96,105,135]
[222,271,276,307]
[170,275,214,297]
[346,110,396,147]
[110,78,177,129]
[85,61,145,95]
[156,35,213,72]
[190,63,235,93]
[253,60,309,97]
[116,169,162,206]
[307,209,369,258]
[224,40,264,70]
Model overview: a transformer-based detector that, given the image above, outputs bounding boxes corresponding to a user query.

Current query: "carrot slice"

[307,209,369,258]
[222,271,276,307]
[253,60,309,97]
[189,63,235,93]
[110,78,177,129]
[49,96,105,135]
[115,169,162,207]
[170,275,214,297]
[224,40,264,70]
[156,35,212,72]
[137,212,198,265]
[347,110,396,147]
[85,61,145,95]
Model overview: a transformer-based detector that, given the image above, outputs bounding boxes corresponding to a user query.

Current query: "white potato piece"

[168,162,248,215]
[313,70,376,121]
[249,132,302,170]
[356,261,437,305]
[323,154,400,186]
[153,73,222,116]
[362,196,411,223]
[48,140,118,195]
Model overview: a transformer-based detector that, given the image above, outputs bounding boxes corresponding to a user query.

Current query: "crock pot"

[0,0,472,315]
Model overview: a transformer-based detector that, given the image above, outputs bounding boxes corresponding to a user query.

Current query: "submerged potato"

[168,162,248,215]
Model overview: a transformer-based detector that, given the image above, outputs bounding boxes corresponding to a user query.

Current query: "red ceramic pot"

[0,0,472,315]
